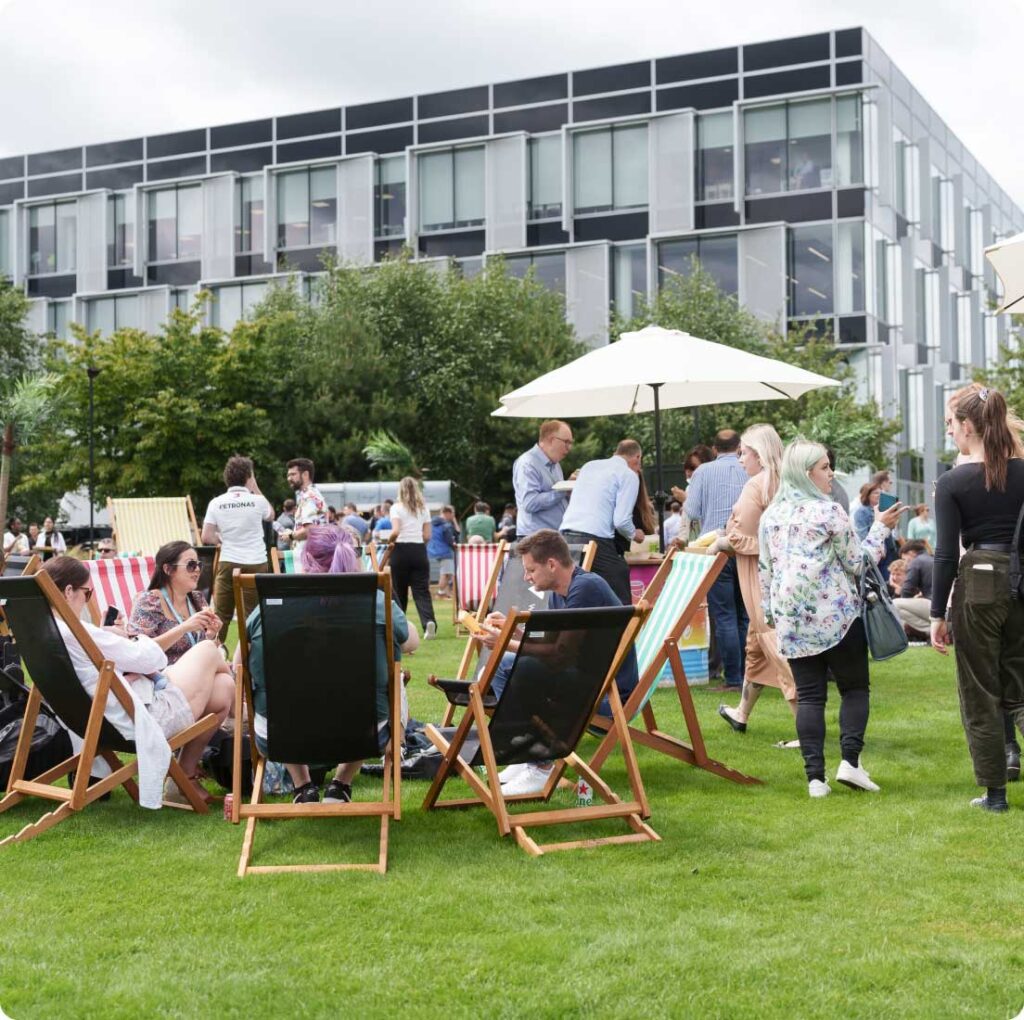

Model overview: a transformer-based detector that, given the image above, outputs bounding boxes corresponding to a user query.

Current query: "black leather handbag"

[859,554,909,661]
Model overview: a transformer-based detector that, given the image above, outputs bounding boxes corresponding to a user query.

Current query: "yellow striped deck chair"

[107,496,200,556]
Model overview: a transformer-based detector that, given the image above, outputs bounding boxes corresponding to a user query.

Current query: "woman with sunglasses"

[128,541,220,665]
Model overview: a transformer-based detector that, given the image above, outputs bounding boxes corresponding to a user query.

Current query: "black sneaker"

[323,779,352,803]
[970,795,1009,813]
[1007,747,1021,783]
[292,781,320,804]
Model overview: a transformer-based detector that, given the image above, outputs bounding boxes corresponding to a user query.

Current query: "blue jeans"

[706,557,748,687]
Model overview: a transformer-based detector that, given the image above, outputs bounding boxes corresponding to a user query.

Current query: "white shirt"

[390,503,429,543]
[204,486,273,564]
[36,531,66,553]
[56,619,172,809]
[3,532,29,555]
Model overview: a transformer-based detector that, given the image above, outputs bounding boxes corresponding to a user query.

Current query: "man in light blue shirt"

[512,420,573,538]
[684,429,749,691]
[560,439,644,605]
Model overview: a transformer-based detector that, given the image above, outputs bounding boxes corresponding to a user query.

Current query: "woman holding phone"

[931,386,1024,812]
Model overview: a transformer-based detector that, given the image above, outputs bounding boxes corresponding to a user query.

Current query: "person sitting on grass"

[236,524,414,804]
[470,528,638,797]
[44,555,234,806]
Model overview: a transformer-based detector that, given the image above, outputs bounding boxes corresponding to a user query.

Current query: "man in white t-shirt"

[201,455,274,640]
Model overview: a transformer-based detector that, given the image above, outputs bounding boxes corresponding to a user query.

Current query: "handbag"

[859,553,908,660]
[1009,498,1024,599]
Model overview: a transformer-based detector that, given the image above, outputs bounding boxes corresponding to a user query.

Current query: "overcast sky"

[1,0,1021,206]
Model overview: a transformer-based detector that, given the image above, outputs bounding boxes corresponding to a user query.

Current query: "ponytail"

[955,387,1017,491]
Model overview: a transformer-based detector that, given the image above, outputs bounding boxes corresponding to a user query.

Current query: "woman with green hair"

[759,440,905,798]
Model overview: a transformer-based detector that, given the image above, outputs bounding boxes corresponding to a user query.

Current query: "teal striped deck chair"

[589,549,761,786]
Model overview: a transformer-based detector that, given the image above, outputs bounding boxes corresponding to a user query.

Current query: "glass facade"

[529,136,562,220]
[836,221,864,314]
[212,281,269,330]
[374,156,405,238]
[29,201,77,275]
[87,294,139,334]
[147,185,201,262]
[658,234,737,295]
[573,123,648,214]
[419,146,485,232]
[107,193,134,267]
[696,112,734,201]
[613,243,647,318]
[47,300,71,339]
[0,209,10,279]
[276,166,337,248]
[788,223,834,316]
[503,251,565,295]
[235,176,264,253]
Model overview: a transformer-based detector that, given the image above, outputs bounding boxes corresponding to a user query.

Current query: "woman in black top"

[931,387,1024,812]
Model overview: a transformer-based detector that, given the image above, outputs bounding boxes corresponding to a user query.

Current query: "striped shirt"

[684,454,747,534]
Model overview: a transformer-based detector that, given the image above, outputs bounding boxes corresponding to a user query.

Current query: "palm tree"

[0,373,61,533]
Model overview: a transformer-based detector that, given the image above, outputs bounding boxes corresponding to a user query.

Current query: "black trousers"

[788,618,870,782]
[560,531,630,606]
[389,543,436,629]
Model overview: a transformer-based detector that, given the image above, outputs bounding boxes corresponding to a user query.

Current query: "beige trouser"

[893,597,930,635]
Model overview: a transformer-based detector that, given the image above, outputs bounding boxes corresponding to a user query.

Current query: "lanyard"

[161,587,198,646]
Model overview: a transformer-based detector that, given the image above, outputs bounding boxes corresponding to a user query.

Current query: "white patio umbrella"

[493,324,840,549]
[985,231,1024,314]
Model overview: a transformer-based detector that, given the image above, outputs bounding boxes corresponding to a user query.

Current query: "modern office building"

[0,27,1021,501]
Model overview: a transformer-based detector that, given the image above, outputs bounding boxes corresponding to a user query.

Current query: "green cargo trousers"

[951,549,1024,788]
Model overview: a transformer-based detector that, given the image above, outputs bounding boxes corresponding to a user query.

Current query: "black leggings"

[389,543,435,629]
[788,618,870,783]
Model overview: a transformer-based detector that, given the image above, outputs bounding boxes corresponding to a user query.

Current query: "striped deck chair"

[588,549,761,786]
[85,556,156,626]
[107,496,199,555]
[452,541,507,625]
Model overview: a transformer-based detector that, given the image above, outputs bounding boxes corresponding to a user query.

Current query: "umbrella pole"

[650,383,666,554]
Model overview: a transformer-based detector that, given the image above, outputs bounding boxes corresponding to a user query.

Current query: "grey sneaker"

[425,621,437,640]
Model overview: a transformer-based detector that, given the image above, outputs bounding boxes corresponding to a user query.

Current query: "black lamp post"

[87,366,101,551]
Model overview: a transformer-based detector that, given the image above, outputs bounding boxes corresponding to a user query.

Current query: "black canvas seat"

[423,602,661,856]
[231,571,403,876]
[0,573,217,848]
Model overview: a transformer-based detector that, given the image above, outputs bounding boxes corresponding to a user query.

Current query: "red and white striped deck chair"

[85,556,155,626]
[453,542,507,624]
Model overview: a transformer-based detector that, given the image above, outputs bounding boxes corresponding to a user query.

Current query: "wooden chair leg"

[100,751,139,802]
[0,802,75,849]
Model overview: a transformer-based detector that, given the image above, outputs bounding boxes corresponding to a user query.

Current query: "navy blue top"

[550,567,638,697]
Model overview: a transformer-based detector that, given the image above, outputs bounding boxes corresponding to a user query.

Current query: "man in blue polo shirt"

[472,529,637,796]
[512,420,574,539]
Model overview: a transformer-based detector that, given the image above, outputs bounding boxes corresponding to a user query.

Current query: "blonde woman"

[388,476,437,638]
[713,424,798,740]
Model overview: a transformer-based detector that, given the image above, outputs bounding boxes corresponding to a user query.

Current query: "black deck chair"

[0,572,218,848]
[423,603,661,856]
[232,571,402,876]
[438,541,597,724]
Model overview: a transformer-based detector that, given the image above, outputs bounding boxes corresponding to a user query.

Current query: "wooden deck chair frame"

[588,549,761,786]
[423,603,661,856]
[0,571,217,848]
[107,495,200,555]
[441,540,597,727]
[231,571,403,876]
[451,540,507,627]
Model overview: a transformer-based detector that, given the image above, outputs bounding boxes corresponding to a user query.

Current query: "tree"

[0,278,41,377]
[0,372,61,531]
[599,262,900,473]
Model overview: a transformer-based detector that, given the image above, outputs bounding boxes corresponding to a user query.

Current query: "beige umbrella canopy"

[985,231,1024,314]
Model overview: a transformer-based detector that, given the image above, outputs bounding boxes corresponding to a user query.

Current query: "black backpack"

[0,667,73,790]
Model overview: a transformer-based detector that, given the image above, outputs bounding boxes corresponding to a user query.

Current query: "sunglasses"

[74,585,94,602]
[173,560,202,573]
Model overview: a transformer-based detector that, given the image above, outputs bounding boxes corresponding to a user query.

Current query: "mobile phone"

[878,492,898,512]
[103,606,120,627]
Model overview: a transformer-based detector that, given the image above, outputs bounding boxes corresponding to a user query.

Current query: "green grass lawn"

[2,601,1023,1019]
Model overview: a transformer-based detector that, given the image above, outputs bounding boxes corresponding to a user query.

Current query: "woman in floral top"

[759,440,905,798]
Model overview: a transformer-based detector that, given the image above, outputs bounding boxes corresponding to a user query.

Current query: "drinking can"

[576,778,593,807]
[223,792,233,820]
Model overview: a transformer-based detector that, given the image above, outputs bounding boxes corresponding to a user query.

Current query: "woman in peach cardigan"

[713,423,798,741]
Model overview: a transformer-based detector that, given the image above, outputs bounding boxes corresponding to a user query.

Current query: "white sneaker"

[808,779,831,798]
[425,621,437,640]
[498,762,527,784]
[836,760,880,792]
[501,763,553,796]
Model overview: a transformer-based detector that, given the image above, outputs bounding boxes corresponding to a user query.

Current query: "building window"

[172,287,195,311]
[0,209,10,279]
[46,300,71,340]
[835,94,863,186]
[375,156,406,238]
[418,147,485,233]
[915,266,940,349]
[235,176,264,254]
[955,292,973,364]
[573,123,648,215]
[904,371,924,452]
[529,136,562,220]
[29,201,77,275]
[969,208,985,277]
[276,167,337,249]
[658,234,738,296]
[788,223,834,317]
[87,294,139,334]
[696,112,734,202]
[147,185,201,262]
[503,251,566,295]
[107,194,134,267]
[212,281,269,331]
[938,178,955,254]
[744,106,787,195]
[613,244,647,319]
[984,312,999,365]
[836,221,864,314]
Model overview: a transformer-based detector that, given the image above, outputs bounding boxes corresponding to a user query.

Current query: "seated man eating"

[472,528,638,796]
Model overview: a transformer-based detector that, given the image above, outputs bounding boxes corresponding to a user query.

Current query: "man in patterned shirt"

[285,457,327,555]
